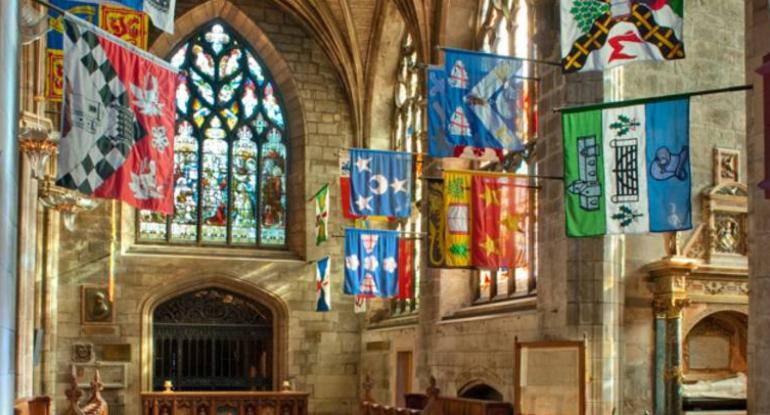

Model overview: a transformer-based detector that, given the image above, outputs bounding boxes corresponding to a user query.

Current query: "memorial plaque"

[102,344,131,362]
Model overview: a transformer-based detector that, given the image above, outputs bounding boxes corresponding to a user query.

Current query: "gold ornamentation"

[714,148,741,184]
[714,213,746,255]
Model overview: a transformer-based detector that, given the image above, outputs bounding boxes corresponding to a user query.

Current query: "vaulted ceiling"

[264,0,448,146]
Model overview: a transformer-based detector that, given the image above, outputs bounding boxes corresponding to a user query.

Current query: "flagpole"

[552,84,753,113]
[440,168,564,181]
[307,183,329,202]
[437,46,562,67]
[32,0,179,73]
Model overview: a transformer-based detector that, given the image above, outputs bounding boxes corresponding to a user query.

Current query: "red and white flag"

[56,17,176,213]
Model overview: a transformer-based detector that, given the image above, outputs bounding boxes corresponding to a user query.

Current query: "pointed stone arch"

[148,0,307,255]
[139,274,289,391]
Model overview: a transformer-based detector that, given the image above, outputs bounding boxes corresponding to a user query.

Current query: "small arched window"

[138,21,288,248]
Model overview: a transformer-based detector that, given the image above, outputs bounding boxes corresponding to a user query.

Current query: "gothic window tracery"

[138,21,288,247]
[392,32,423,313]
[474,0,537,301]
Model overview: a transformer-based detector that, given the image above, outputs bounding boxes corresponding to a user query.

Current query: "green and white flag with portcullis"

[563,97,691,237]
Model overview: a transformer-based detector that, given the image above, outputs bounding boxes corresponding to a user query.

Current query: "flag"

[560,0,685,73]
[443,171,472,267]
[83,0,175,34]
[427,66,452,158]
[426,178,446,267]
[344,228,399,297]
[471,175,527,269]
[315,184,329,245]
[563,97,691,237]
[339,154,362,220]
[57,18,177,213]
[397,238,414,299]
[443,48,525,160]
[46,0,148,101]
[316,257,331,312]
[757,56,770,198]
[349,149,412,217]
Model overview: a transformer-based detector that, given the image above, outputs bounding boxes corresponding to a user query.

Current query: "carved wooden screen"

[152,288,273,391]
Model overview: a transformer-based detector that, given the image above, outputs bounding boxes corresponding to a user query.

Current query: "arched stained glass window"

[138,21,288,247]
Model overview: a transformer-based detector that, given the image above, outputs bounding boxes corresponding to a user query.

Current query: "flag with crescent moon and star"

[349,149,412,218]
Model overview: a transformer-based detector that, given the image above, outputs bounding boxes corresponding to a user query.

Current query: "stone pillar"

[647,259,695,415]
[0,0,21,409]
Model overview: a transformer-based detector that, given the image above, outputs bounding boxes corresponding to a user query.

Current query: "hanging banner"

[46,0,148,101]
[426,178,446,268]
[560,0,685,73]
[563,97,691,236]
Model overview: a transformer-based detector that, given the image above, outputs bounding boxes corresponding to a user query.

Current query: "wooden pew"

[14,396,51,415]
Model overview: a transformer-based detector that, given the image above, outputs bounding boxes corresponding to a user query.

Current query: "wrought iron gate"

[152,288,273,391]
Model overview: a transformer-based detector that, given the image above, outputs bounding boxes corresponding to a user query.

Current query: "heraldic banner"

[471,175,528,269]
[443,48,526,161]
[57,17,177,213]
[443,171,472,267]
[560,0,685,73]
[563,97,691,237]
[344,228,400,298]
[47,0,148,101]
[349,149,413,218]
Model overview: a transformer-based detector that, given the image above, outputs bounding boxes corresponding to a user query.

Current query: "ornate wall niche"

[683,311,747,381]
[702,182,748,265]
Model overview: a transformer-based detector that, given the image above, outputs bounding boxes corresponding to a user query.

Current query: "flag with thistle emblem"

[314,184,329,245]
[443,171,472,267]
[563,97,691,236]
[57,18,176,213]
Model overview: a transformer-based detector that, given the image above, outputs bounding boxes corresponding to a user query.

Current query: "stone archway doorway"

[152,288,274,391]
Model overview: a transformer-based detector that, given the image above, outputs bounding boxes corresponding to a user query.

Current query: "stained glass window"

[473,0,537,301]
[391,32,424,315]
[138,21,289,247]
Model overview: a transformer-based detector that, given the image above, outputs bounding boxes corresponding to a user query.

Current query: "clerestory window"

[138,21,288,248]
[474,0,537,301]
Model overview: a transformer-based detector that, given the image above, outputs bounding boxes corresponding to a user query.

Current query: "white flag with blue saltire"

[563,97,691,237]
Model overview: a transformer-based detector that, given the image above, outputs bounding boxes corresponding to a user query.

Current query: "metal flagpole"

[436,46,562,67]
[552,84,753,113]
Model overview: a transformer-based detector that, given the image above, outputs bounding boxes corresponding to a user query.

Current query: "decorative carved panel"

[154,288,272,326]
[714,148,741,185]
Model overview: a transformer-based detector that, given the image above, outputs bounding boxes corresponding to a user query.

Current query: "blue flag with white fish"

[344,229,399,298]
[315,256,331,312]
[562,97,691,236]
[443,48,525,160]
[427,66,453,158]
[349,149,412,217]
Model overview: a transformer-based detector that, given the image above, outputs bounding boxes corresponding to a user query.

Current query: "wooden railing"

[360,375,513,415]
[141,391,309,415]
[14,396,51,415]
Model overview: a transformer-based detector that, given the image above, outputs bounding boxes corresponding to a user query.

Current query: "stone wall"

[618,1,747,413]
[746,0,770,413]
[48,1,361,414]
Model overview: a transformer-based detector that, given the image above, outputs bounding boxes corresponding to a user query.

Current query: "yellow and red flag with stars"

[46,0,148,101]
[471,175,527,269]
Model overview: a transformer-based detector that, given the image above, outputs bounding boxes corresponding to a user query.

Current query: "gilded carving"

[714,213,746,255]
[714,148,741,184]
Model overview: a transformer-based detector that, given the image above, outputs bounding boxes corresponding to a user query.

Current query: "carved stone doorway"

[152,288,273,391]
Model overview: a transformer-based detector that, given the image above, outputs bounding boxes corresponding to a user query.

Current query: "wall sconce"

[18,111,56,179]
[38,177,99,231]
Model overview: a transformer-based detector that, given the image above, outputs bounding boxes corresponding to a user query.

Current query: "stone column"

[0,0,21,409]
[647,259,695,415]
